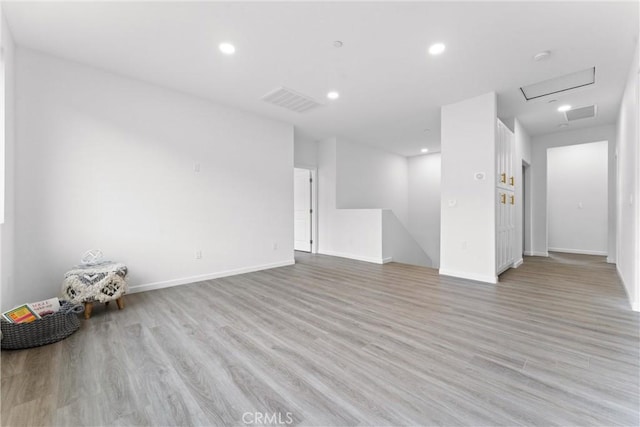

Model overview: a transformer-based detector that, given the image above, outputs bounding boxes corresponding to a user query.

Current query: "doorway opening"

[546,141,609,256]
[294,167,317,253]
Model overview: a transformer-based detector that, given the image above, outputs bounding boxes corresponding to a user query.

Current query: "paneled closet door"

[496,189,516,274]
[496,119,516,275]
[497,122,505,187]
[496,120,515,190]
[495,189,508,273]
[506,125,514,189]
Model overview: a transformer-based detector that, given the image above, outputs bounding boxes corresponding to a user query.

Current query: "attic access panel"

[520,67,596,101]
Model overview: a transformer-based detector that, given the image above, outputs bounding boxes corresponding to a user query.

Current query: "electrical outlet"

[195,250,202,259]
[272,243,278,250]
[193,162,201,173]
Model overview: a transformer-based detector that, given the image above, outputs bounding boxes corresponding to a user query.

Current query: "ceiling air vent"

[261,86,323,113]
[565,105,597,122]
[520,67,595,101]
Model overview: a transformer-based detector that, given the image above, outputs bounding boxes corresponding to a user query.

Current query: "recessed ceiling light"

[548,99,557,103]
[428,43,446,55]
[559,123,569,128]
[557,104,572,112]
[327,91,340,100]
[423,128,431,133]
[533,50,551,61]
[219,42,235,55]
[333,41,343,48]
[421,148,429,153]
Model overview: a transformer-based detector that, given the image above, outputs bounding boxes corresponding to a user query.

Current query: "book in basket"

[29,297,60,317]
[2,304,41,323]
[2,297,61,323]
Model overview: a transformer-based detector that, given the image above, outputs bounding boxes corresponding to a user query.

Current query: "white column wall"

[440,92,497,283]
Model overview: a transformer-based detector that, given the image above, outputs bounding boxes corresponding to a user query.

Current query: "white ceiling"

[4,1,638,157]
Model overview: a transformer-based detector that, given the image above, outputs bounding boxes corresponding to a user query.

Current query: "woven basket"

[1,301,84,350]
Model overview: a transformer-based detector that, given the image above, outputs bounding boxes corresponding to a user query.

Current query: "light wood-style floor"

[2,252,639,426]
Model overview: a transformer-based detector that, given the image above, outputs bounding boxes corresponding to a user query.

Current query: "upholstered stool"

[61,262,128,319]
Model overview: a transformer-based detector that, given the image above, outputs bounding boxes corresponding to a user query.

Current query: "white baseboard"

[548,247,607,256]
[616,265,640,312]
[606,256,616,264]
[512,258,524,268]
[524,251,549,257]
[318,250,389,265]
[128,259,295,294]
[438,269,498,284]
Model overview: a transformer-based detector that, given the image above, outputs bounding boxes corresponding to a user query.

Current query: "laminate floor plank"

[194,323,359,426]
[148,321,256,426]
[2,252,638,426]
[116,323,211,427]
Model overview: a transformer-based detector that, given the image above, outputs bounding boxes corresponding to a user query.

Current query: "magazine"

[29,297,60,317]
[2,304,41,323]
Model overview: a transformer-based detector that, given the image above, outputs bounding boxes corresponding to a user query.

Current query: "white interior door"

[294,168,312,252]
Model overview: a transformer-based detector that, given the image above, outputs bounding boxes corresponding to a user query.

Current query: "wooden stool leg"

[115,297,125,310]
[105,301,110,307]
[84,302,93,319]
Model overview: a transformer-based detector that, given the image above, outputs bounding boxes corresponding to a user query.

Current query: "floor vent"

[261,87,323,113]
[565,105,597,122]
[520,67,595,101]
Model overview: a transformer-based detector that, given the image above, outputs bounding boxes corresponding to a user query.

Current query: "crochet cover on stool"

[62,262,128,304]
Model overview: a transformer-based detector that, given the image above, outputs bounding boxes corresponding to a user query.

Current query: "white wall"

[440,92,497,283]
[547,141,609,255]
[382,209,431,267]
[293,132,317,168]
[317,137,431,266]
[530,125,617,258]
[0,9,5,225]
[13,48,294,305]
[408,153,441,267]
[317,138,383,263]
[615,41,639,311]
[335,138,409,226]
[0,9,15,310]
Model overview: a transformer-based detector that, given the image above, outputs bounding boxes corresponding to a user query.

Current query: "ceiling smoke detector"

[533,51,551,61]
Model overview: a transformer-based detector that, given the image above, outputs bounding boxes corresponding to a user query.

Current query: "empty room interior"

[1,1,639,426]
